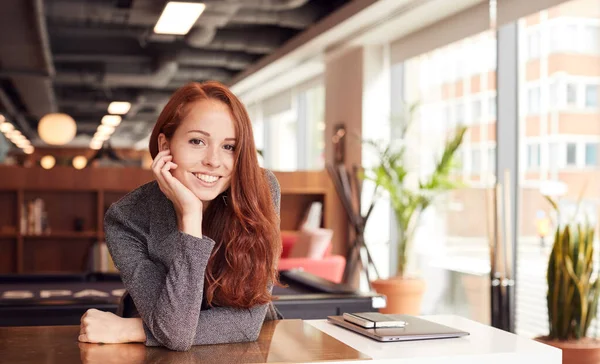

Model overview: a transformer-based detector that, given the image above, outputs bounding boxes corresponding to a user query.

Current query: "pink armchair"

[278,231,346,283]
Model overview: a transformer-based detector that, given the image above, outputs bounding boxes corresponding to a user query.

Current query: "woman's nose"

[202,146,221,167]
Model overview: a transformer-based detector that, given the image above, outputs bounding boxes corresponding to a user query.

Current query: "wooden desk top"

[0,319,370,364]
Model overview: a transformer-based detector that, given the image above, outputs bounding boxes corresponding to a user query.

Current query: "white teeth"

[194,173,219,183]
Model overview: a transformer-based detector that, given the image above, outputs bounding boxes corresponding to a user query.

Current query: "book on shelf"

[299,201,323,230]
[22,198,50,235]
[90,241,117,273]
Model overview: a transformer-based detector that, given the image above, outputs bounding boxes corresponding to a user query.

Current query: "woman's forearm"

[123,318,147,343]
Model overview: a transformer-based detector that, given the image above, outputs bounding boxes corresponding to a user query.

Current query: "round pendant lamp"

[38,113,77,145]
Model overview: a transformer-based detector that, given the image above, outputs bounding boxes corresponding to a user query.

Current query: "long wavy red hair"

[149,81,281,308]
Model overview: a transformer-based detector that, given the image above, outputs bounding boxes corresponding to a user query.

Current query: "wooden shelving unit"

[0,166,344,274]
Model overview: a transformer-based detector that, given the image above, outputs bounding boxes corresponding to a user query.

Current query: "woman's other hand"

[79,309,146,344]
[152,150,203,237]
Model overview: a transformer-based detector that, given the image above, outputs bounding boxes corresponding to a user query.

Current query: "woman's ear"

[157,133,169,152]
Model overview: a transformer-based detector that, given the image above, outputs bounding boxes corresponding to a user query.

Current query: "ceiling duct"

[0,0,57,125]
[189,29,289,53]
[236,0,310,11]
[171,68,234,83]
[231,7,320,29]
[176,50,254,70]
[55,59,178,88]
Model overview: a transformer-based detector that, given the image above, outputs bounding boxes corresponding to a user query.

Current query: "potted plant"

[536,196,600,364]
[363,105,467,314]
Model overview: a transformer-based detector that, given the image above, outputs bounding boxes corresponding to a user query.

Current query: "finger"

[154,158,174,194]
[151,150,171,170]
[79,325,86,335]
[79,334,90,343]
[152,155,172,177]
[161,162,178,184]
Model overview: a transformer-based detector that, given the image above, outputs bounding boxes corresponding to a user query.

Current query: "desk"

[0,271,383,326]
[0,316,561,364]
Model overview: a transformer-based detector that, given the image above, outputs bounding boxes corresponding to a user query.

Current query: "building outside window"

[585,143,599,166]
[586,84,598,108]
[516,0,600,339]
[398,29,497,324]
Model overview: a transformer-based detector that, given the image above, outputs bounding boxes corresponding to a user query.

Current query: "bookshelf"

[0,166,344,274]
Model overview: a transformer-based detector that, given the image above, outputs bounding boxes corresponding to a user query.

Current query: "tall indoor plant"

[363,105,467,314]
[536,196,600,364]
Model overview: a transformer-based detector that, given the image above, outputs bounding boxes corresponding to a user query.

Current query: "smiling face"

[158,99,237,208]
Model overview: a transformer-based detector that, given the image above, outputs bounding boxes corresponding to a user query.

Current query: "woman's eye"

[189,138,205,146]
[224,144,236,152]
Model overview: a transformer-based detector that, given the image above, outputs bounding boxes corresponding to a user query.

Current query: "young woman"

[78,81,282,351]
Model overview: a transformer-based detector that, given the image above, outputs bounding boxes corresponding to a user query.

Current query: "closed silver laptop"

[327,314,469,342]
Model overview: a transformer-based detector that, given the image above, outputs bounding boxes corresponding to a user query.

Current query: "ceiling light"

[90,140,103,150]
[93,133,110,141]
[107,102,131,115]
[38,113,77,145]
[154,2,206,35]
[6,130,21,139]
[10,135,26,143]
[16,140,31,148]
[0,122,14,133]
[23,146,34,154]
[72,155,87,170]
[40,155,56,170]
[97,125,115,135]
[102,115,122,127]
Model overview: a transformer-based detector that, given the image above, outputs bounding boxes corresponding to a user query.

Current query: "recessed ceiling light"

[102,115,122,127]
[154,2,206,35]
[0,122,13,133]
[90,140,103,150]
[98,125,115,135]
[93,133,110,141]
[40,155,56,170]
[107,102,131,115]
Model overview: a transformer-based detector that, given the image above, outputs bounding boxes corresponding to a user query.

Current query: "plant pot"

[371,277,425,314]
[535,336,600,364]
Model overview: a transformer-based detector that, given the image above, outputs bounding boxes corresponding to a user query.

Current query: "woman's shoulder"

[262,169,280,193]
[107,180,160,216]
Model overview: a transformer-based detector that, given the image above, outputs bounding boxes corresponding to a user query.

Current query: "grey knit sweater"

[104,169,280,351]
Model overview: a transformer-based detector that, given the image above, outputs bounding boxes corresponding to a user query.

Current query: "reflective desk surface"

[0,316,561,364]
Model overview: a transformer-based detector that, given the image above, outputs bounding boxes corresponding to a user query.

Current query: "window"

[550,23,579,53]
[585,143,598,166]
[472,149,481,174]
[582,25,600,54]
[517,0,600,340]
[527,30,541,60]
[456,102,465,125]
[399,29,496,325]
[488,95,496,120]
[566,143,577,166]
[528,87,540,115]
[471,99,481,123]
[549,81,559,106]
[445,104,454,128]
[527,143,540,169]
[566,83,578,106]
[585,84,598,108]
[487,147,496,173]
[549,142,559,170]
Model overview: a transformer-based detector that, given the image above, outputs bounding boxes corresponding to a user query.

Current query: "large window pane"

[516,0,600,338]
[400,30,496,324]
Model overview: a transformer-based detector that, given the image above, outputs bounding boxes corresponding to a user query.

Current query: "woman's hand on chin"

[79,309,146,344]
[152,150,203,237]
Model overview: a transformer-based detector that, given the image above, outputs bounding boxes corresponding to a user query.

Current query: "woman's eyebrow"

[187,129,236,141]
